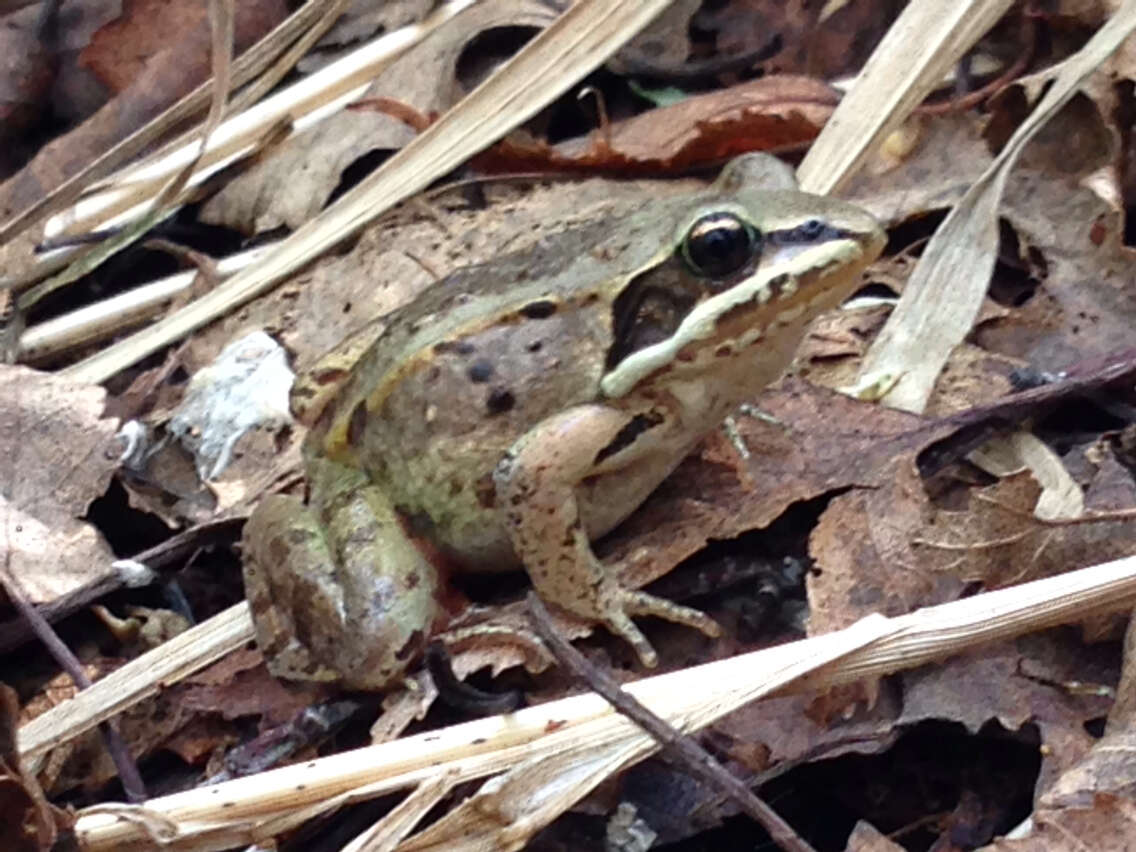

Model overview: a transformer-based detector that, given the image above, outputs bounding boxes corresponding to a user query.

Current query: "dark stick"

[526,593,818,852]
[1,568,147,802]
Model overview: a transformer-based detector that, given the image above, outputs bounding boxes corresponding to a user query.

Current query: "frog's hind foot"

[595,586,721,669]
[242,478,442,691]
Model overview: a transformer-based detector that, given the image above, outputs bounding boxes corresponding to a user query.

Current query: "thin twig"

[916,11,1037,115]
[526,593,818,852]
[919,353,1136,476]
[0,567,147,802]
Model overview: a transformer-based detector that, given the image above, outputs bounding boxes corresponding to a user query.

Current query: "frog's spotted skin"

[242,154,885,689]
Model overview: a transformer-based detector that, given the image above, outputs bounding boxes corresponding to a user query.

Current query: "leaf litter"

[4,1,1136,850]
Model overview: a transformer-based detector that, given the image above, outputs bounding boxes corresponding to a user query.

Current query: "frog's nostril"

[799,219,824,238]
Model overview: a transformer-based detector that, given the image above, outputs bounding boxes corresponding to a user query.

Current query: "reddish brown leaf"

[475,75,838,175]
[0,0,287,226]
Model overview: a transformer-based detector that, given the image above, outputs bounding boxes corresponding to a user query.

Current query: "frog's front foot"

[495,404,721,667]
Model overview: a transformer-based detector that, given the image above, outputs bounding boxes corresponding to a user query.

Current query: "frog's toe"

[602,607,659,668]
[623,592,722,640]
[598,590,721,668]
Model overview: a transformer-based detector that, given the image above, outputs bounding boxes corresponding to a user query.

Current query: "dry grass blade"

[14,0,237,315]
[17,245,269,361]
[797,0,1015,195]
[18,603,254,773]
[61,0,677,385]
[341,772,459,852]
[65,557,1136,851]
[38,0,481,257]
[859,0,1136,413]
[0,0,346,251]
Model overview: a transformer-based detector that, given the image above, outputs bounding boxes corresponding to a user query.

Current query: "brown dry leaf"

[1,0,123,136]
[0,366,120,604]
[856,2,1136,412]
[843,103,1132,383]
[602,377,941,591]
[977,169,1136,371]
[615,689,897,847]
[0,11,54,143]
[710,688,901,776]
[0,684,74,852]
[307,0,434,51]
[161,715,238,768]
[608,0,700,72]
[21,658,166,797]
[64,0,682,385]
[843,112,991,219]
[798,0,1017,195]
[985,640,1136,850]
[198,0,559,232]
[477,74,839,175]
[899,634,1117,792]
[82,0,235,93]
[697,0,890,80]
[991,91,1115,179]
[46,690,192,796]
[25,643,300,795]
[0,0,287,227]
[1052,1,1112,27]
[180,648,326,725]
[984,796,1136,851]
[807,455,1136,635]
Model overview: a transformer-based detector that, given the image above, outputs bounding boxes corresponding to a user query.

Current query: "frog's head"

[601,176,886,399]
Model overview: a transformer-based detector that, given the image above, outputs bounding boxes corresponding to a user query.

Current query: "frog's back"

[309,203,692,566]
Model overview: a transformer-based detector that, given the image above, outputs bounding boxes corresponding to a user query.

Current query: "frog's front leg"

[242,458,440,690]
[494,404,720,667]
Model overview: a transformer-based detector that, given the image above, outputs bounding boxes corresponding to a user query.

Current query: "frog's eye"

[680,212,762,279]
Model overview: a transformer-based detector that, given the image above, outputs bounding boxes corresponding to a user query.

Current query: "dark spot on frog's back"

[400,507,437,539]
[348,401,368,445]
[486,387,516,415]
[520,299,558,319]
[467,360,493,383]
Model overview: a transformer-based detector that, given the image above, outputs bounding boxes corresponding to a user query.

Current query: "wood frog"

[242,155,885,689]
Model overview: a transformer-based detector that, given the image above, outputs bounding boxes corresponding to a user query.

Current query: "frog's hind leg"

[494,404,720,667]
[242,460,440,691]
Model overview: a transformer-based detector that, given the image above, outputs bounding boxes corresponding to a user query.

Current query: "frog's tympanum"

[242,154,886,689]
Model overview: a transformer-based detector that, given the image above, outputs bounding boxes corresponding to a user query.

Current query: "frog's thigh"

[494,404,720,667]
[242,486,439,690]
